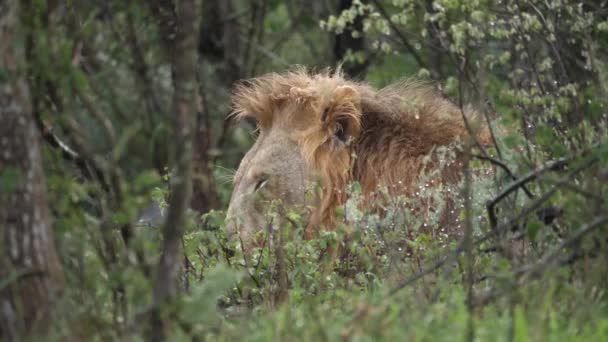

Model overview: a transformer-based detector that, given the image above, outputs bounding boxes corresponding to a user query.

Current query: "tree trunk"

[199,0,242,86]
[190,0,245,213]
[0,0,64,339]
[150,0,199,331]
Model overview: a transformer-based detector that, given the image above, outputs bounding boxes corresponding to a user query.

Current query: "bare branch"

[471,153,534,198]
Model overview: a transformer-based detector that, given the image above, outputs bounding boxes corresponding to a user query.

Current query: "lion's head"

[225,68,486,243]
[224,69,366,241]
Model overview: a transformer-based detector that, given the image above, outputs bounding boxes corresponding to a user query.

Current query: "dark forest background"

[1,0,608,340]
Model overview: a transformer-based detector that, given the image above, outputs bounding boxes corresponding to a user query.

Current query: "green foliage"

[4,0,606,340]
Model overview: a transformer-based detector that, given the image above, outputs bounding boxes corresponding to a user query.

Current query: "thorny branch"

[389,144,603,298]
[474,215,608,306]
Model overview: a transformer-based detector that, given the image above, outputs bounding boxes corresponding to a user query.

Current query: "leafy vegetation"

[1,0,607,340]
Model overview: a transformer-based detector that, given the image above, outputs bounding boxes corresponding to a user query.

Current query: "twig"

[248,0,270,75]
[473,215,608,306]
[395,153,599,296]
[127,9,163,122]
[274,219,288,303]
[453,40,492,167]
[74,85,118,146]
[213,114,234,164]
[33,111,109,191]
[482,155,598,242]
[539,178,604,203]
[471,153,534,199]
[389,238,466,296]
[481,101,503,159]
[240,34,290,67]
[237,235,262,289]
[485,155,578,230]
[514,215,608,280]
[370,0,426,68]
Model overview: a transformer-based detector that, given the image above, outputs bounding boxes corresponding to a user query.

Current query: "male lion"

[225,68,489,243]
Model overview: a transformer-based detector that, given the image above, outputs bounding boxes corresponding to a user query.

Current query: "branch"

[474,215,608,306]
[389,238,466,296]
[515,215,608,280]
[482,155,598,242]
[33,112,109,191]
[370,0,426,68]
[471,153,534,199]
[485,154,580,230]
[74,85,117,146]
[389,151,601,296]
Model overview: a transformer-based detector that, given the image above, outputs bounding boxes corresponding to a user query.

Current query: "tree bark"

[199,0,242,86]
[190,0,245,213]
[151,0,199,308]
[0,0,64,339]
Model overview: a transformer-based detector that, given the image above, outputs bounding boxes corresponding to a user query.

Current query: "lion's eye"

[254,177,268,192]
[335,125,346,143]
[334,117,349,144]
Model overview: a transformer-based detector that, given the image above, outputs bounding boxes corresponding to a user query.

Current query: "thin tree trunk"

[191,0,243,213]
[199,0,242,85]
[150,0,199,336]
[0,0,64,339]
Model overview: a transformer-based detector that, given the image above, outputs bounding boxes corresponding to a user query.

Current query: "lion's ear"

[321,85,362,146]
[334,85,361,105]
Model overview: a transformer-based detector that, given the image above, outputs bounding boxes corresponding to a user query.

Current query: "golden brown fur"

[230,67,490,237]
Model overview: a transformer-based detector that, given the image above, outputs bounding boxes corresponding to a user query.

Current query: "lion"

[224,68,490,244]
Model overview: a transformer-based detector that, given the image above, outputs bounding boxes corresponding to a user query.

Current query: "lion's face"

[224,71,363,243]
[224,126,315,242]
